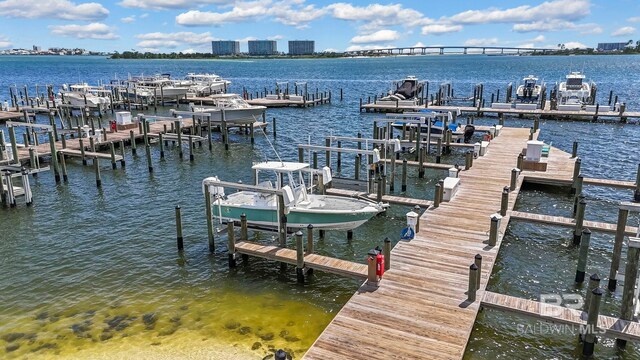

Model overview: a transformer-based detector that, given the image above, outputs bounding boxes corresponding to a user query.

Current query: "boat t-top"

[203,161,386,230]
[557,71,594,105]
[377,76,425,106]
[178,73,231,96]
[188,93,266,124]
[60,83,111,108]
[516,75,542,102]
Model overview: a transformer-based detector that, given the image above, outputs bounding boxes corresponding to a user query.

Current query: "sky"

[0,0,638,53]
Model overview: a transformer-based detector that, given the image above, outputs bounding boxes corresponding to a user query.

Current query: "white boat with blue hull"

[204,161,385,230]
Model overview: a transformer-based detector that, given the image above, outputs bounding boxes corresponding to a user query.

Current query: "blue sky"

[0,0,638,53]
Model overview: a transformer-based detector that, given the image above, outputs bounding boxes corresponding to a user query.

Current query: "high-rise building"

[211,41,240,55]
[248,40,278,56]
[597,42,629,52]
[288,40,314,55]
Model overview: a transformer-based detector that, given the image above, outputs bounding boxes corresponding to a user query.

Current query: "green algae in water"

[0,287,333,359]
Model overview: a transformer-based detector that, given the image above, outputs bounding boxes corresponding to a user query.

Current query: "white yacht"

[180,73,231,96]
[60,83,111,108]
[558,72,594,105]
[189,93,266,123]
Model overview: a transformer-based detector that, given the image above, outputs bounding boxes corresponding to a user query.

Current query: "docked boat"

[179,73,230,96]
[129,74,189,100]
[189,93,266,123]
[204,161,386,230]
[391,110,461,135]
[557,71,594,105]
[377,76,425,106]
[60,83,111,108]
[516,75,542,102]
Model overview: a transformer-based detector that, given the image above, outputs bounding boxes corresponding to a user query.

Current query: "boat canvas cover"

[395,80,416,99]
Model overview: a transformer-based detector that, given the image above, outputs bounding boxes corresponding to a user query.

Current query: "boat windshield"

[524,79,536,88]
[566,78,583,89]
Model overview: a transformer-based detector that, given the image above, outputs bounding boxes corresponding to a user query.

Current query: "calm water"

[0,55,639,359]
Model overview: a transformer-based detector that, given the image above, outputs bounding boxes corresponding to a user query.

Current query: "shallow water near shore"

[1,55,640,359]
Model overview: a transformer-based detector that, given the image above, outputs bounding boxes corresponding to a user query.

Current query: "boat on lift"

[60,83,111,108]
[516,75,542,102]
[557,71,594,105]
[204,161,386,230]
[177,73,231,96]
[377,76,426,106]
[186,93,266,123]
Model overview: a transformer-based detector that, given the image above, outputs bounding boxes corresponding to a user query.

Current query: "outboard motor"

[463,125,475,144]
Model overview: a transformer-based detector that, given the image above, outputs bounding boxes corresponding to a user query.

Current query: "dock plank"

[510,210,639,235]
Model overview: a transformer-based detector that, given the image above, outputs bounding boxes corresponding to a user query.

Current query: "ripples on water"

[0,55,639,358]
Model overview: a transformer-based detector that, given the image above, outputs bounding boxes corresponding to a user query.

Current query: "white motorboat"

[204,161,386,230]
[180,73,231,96]
[377,76,425,106]
[128,74,189,100]
[189,93,266,123]
[60,83,111,108]
[516,75,542,102]
[558,71,594,105]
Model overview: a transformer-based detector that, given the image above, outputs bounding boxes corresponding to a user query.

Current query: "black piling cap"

[384,237,390,244]
[470,264,478,271]
[307,224,313,229]
[592,287,603,297]
[590,273,600,282]
[583,228,592,235]
[475,254,482,261]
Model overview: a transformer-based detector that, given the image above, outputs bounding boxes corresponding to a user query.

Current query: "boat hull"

[213,202,378,230]
[197,107,266,124]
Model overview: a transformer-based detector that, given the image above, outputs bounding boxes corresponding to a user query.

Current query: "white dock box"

[265,94,279,100]
[495,125,503,136]
[491,103,512,109]
[443,177,460,202]
[515,103,538,110]
[115,112,131,125]
[557,104,581,112]
[526,140,544,162]
[480,141,489,156]
[289,95,303,101]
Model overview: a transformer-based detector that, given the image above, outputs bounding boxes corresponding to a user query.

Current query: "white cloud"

[532,35,545,42]
[323,48,339,53]
[513,20,600,34]
[121,16,136,23]
[236,36,257,42]
[0,35,11,49]
[351,30,399,44]
[118,0,232,10]
[175,0,325,29]
[140,47,159,53]
[628,17,640,23]
[267,35,284,40]
[0,0,108,20]
[49,23,119,40]
[611,26,636,37]
[517,43,535,48]
[464,38,498,46]
[421,24,462,35]
[413,41,425,47]
[140,13,149,18]
[136,31,216,49]
[448,0,590,25]
[327,2,431,31]
[563,41,588,49]
[345,44,393,52]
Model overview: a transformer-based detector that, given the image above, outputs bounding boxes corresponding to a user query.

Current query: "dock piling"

[488,214,501,246]
[176,205,184,252]
[572,141,578,158]
[58,152,68,182]
[109,142,117,169]
[585,273,600,311]
[573,197,586,244]
[635,164,640,202]
[500,186,509,216]
[582,287,603,356]
[510,168,520,191]
[240,213,248,240]
[205,186,215,253]
[468,264,478,302]
[307,224,314,255]
[367,250,378,286]
[296,231,305,283]
[474,254,482,289]
[119,140,126,167]
[227,221,236,268]
[129,130,137,156]
[79,138,87,165]
[618,236,640,349]
[384,238,391,271]
[434,183,441,208]
[575,229,592,283]
[401,159,407,192]
[608,207,630,291]
[570,158,581,195]
[48,131,60,183]
[94,158,101,188]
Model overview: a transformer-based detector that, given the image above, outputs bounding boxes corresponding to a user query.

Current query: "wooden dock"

[246,96,330,108]
[234,241,367,279]
[359,102,639,122]
[482,291,640,342]
[0,111,22,121]
[510,211,639,236]
[326,188,433,208]
[304,127,546,359]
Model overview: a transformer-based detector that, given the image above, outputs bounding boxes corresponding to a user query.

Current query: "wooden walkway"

[59,148,123,161]
[325,188,433,208]
[510,211,639,236]
[0,111,22,121]
[482,291,640,342]
[304,127,545,359]
[234,241,367,279]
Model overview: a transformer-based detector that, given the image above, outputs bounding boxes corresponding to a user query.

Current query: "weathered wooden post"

[608,206,630,291]
[58,152,68,182]
[635,163,640,202]
[500,186,509,216]
[468,263,478,302]
[585,273,600,311]
[354,154,361,181]
[465,150,472,170]
[109,142,117,169]
[488,214,501,246]
[306,224,314,255]
[573,197,586,245]
[582,287,603,356]
[129,130,137,156]
[227,221,236,268]
[277,194,287,248]
[570,158,581,195]
[434,182,441,208]
[188,136,194,162]
[205,185,215,253]
[240,213,248,241]
[93,157,102,187]
[175,120,183,158]
[617,236,640,348]
[510,168,520,191]
[572,141,578,158]
[474,254,482,289]
[575,229,592,283]
[48,131,60,183]
[383,237,391,271]
[296,231,305,283]
[159,133,165,159]
[436,138,442,163]
[367,250,378,286]
[175,205,184,251]
[272,116,277,139]
[573,177,584,215]
[119,140,126,167]
[401,159,408,192]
